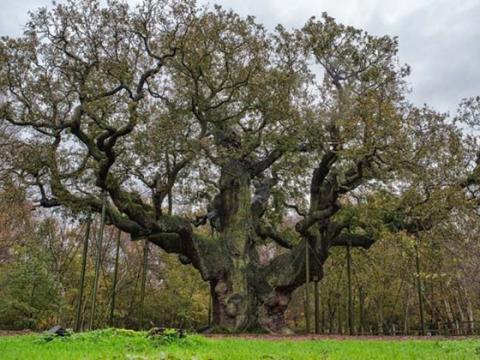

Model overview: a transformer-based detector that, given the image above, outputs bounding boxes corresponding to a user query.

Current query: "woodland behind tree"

[0,0,479,335]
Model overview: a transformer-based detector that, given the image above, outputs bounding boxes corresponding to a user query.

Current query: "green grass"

[0,329,479,359]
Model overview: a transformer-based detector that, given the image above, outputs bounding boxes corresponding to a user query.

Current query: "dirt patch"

[205,334,479,341]
[0,330,35,337]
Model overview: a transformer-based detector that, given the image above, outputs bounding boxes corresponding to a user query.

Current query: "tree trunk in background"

[444,298,454,334]
[455,290,466,335]
[463,287,475,335]
[404,296,410,335]
[328,293,334,333]
[359,285,365,334]
[377,305,384,335]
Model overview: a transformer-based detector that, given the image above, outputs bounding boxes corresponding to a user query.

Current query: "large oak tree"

[1,0,477,333]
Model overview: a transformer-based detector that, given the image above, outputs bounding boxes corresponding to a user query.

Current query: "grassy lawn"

[0,329,479,359]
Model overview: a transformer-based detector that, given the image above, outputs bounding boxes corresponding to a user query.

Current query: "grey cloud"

[1,0,479,113]
[367,0,480,113]
[202,0,480,113]
[0,0,48,36]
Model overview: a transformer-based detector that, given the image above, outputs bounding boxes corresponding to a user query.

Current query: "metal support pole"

[305,241,311,333]
[415,236,425,335]
[89,192,107,330]
[75,216,91,332]
[347,243,353,335]
[109,229,121,327]
[208,290,212,327]
[208,226,214,328]
[139,239,149,329]
[314,275,320,334]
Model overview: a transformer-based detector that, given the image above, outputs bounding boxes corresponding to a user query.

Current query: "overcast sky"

[1,0,479,113]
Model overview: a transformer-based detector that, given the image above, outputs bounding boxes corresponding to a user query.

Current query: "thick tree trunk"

[204,162,299,333]
[207,243,322,334]
[257,290,293,334]
[208,276,294,333]
[204,162,258,331]
[209,276,255,331]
